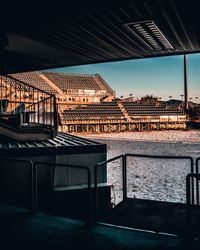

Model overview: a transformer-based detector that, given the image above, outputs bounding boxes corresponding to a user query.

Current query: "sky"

[47,53,200,103]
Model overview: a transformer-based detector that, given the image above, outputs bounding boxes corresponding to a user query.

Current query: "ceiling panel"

[0,0,199,73]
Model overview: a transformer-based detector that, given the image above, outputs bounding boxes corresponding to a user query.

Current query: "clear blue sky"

[46,53,200,103]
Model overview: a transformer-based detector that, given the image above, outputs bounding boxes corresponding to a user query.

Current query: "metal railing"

[0,75,57,134]
[25,94,57,131]
[94,153,195,224]
[186,173,200,238]
[33,161,92,224]
[125,154,195,203]
[0,158,36,214]
[195,157,200,205]
[0,159,92,224]
[94,154,125,221]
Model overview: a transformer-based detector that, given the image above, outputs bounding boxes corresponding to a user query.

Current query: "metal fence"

[0,159,91,224]
[125,154,194,203]
[0,158,36,213]
[186,173,200,238]
[94,153,197,230]
[0,75,57,133]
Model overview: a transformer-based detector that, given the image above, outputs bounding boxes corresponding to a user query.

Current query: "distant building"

[10,71,116,110]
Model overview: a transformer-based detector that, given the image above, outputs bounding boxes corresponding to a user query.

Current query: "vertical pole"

[94,164,98,224]
[32,163,38,214]
[122,155,127,200]
[184,54,189,112]
[53,95,58,135]
[196,159,199,205]
[186,174,191,238]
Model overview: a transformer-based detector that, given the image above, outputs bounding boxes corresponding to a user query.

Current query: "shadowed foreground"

[0,203,199,250]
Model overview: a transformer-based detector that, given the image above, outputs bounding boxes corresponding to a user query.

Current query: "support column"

[184,54,188,112]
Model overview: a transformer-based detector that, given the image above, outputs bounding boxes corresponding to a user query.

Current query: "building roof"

[9,71,115,94]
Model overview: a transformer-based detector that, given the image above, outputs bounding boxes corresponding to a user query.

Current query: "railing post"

[190,158,195,205]
[196,158,200,205]
[122,155,127,201]
[86,168,92,226]
[94,164,98,224]
[94,154,124,224]
[186,174,191,238]
[53,95,58,135]
[31,163,38,214]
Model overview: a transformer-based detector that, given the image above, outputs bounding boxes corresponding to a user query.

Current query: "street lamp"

[180,94,184,110]
[180,94,184,101]
[168,96,172,105]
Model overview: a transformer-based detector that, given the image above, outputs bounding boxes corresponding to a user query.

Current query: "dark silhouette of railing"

[0,158,36,213]
[0,158,91,224]
[94,153,196,235]
[94,155,125,222]
[186,173,200,238]
[0,75,57,134]
[33,161,92,224]
[125,154,194,202]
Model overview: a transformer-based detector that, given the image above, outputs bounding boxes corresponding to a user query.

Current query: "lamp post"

[180,94,184,102]
[169,96,172,104]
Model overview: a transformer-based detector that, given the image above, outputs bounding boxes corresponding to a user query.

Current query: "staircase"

[39,74,63,95]
[117,101,131,121]
[94,74,116,97]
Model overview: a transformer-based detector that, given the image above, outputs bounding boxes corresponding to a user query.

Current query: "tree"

[140,95,159,105]
[189,105,200,120]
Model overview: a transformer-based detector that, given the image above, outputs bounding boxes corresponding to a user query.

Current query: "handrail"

[94,154,125,223]
[186,173,200,238]
[7,75,53,96]
[33,161,91,225]
[125,154,195,204]
[25,94,57,133]
[25,95,55,109]
[0,158,36,214]
[0,75,57,134]
[195,157,200,205]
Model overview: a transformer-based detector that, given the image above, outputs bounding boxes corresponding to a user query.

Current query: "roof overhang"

[0,0,199,73]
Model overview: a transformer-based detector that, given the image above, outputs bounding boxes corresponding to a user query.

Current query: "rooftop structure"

[10,72,115,104]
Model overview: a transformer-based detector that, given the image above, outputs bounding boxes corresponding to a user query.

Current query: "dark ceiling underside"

[0,0,199,74]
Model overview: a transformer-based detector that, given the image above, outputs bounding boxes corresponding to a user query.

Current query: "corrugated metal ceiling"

[0,0,199,73]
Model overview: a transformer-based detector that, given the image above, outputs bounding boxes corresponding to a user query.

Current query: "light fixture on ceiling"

[124,20,174,51]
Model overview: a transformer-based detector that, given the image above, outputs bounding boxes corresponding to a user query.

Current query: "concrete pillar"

[184,54,189,112]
